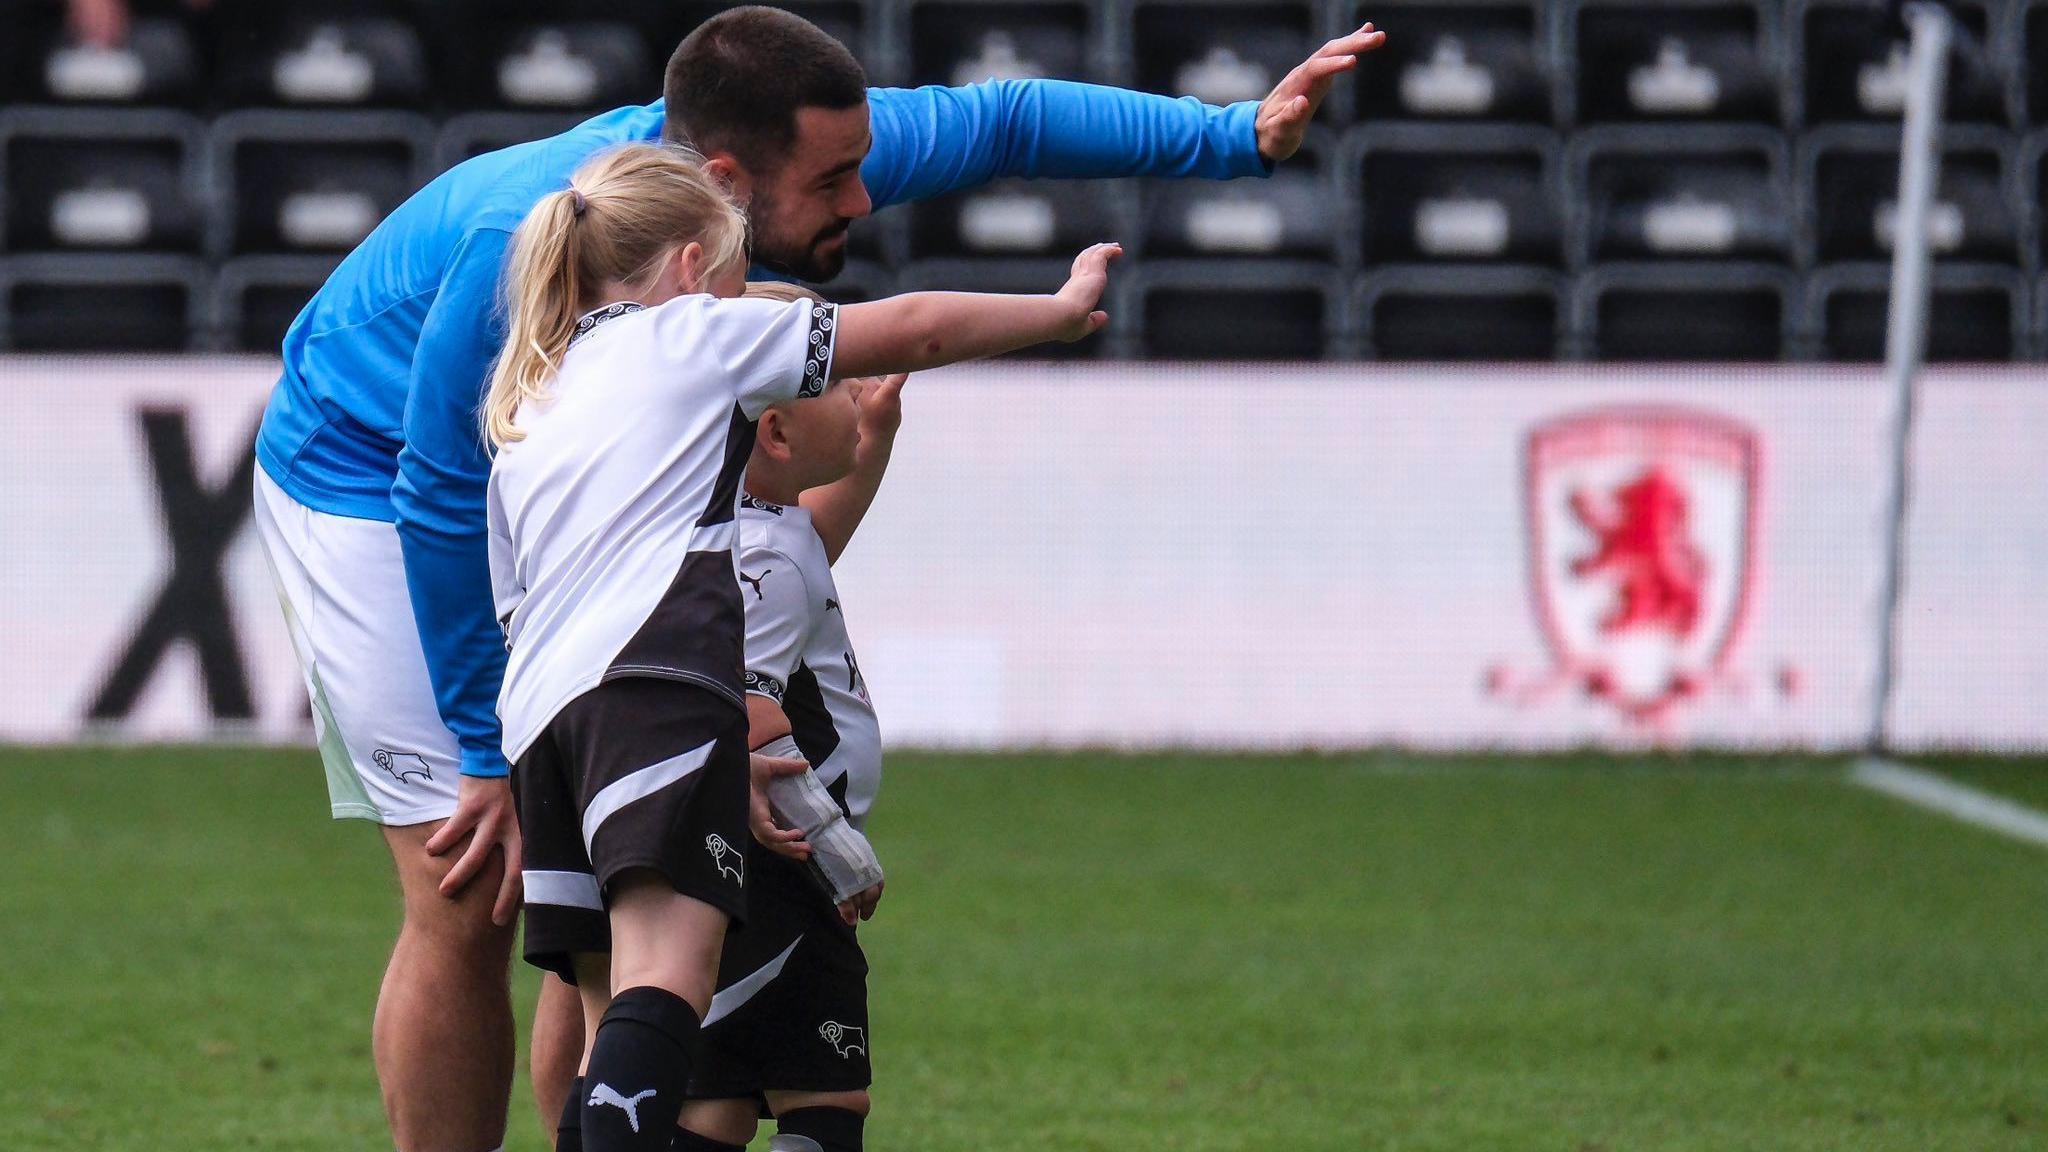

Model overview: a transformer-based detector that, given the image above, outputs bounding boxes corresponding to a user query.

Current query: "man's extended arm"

[390,226,524,919]
[857,23,1385,208]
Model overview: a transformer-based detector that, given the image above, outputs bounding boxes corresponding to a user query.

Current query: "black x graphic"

[88,408,259,721]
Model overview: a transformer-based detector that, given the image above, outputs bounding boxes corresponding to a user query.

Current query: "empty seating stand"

[1354,0,1554,125]
[0,0,2044,360]
[1807,262,2028,361]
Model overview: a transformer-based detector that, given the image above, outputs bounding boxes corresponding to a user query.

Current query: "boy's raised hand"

[1055,242,1123,341]
[853,373,907,440]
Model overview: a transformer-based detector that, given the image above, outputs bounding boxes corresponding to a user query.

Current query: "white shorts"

[254,468,463,825]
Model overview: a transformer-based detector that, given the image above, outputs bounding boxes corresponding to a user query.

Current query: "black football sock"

[580,987,700,1152]
[556,1075,586,1152]
[672,1129,746,1152]
[769,1107,865,1152]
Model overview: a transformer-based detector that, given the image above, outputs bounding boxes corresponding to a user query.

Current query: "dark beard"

[753,239,848,284]
[751,199,850,282]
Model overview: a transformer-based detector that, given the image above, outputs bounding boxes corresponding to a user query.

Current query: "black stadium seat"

[214,13,429,109]
[1807,262,2026,361]
[1133,261,1346,360]
[1352,1,1552,123]
[1357,266,1566,360]
[1,108,206,255]
[1570,0,1782,124]
[1130,0,1315,110]
[22,15,201,106]
[1579,263,1794,360]
[1804,124,2022,266]
[2023,0,2048,127]
[1350,123,1564,266]
[1574,125,1792,264]
[908,0,1098,87]
[212,110,435,255]
[1142,130,1336,262]
[1796,0,2006,126]
[907,177,1126,261]
[0,254,210,352]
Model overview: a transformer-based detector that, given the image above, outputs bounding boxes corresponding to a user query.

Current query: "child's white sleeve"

[698,296,838,420]
[739,544,811,706]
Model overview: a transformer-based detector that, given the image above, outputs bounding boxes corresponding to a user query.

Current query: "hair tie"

[568,189,587,218]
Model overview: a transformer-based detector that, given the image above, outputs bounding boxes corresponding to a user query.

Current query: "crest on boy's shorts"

[819,1020,866,1058]
[1489,407,1767,724]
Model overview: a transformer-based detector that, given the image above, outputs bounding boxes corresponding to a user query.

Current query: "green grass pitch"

[2,747,2045,1151]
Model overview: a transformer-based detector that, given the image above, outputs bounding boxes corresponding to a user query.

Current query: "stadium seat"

[1804,124,2022,266]
[14,14,201,106]
[1577,262,1795,360]
[214,254,345,352]
[1129,0,1314,111]
[1142,128,1336,262]
[906,177,1128,261]
[0,253,210,351]
[1348,123,1564,266]
[1356,266,1566,359]
[441,20,654,110]
[896,257,1121,358]
[2030,130,2048,270]
[1568,0,1782,125]
[1350,0,1553,123]
[0,108,206,256]
[1795,0,2008,126]
[907,1,1101,88]
[1572,125,1793,264]
[1806,262,2027,361]
[212,111,435,255]
[434,111,589,171]
[1130,261,1348,359]
[213,10,430,108]
[2023,0,2048,128]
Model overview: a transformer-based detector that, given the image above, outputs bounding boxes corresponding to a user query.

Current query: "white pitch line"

[1849,757,2048,849]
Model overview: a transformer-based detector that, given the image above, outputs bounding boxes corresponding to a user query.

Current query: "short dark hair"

[663,7,868,170]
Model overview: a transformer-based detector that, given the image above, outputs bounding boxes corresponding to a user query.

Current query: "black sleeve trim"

[800,302,837,398]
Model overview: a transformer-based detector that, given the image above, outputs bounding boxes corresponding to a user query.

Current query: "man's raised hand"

[1256,23,1389,164]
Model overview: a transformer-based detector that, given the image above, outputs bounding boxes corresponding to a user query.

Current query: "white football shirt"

[488,294,837,761]
[737,495,883,829]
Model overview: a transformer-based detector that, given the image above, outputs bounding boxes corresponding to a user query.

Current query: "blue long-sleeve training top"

[254,80,1270,779]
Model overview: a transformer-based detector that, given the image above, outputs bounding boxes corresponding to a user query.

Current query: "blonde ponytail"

[483,144,750,447]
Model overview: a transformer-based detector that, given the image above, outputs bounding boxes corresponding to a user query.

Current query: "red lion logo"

[1568,467,1706,639]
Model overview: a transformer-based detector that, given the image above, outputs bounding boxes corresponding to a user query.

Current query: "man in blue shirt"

[249,8,1384,1152]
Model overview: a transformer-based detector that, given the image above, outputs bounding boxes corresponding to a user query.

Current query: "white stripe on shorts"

[525,869,604,911]
[702,936,803,1027]
[580,738,716,854]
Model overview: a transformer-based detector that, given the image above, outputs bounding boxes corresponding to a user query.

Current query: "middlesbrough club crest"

[1492,407,1764,723]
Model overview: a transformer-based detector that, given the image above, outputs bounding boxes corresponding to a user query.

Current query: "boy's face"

[776,376,862,486]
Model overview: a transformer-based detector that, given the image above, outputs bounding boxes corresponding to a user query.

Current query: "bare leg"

[376,821,518,1152]
[533,972,588,1128]
[575,874,729,1151]
[678,1098,760,1147]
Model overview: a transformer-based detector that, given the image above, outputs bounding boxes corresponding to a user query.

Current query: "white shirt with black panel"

[487,293,837,763]
[736,495,882,830]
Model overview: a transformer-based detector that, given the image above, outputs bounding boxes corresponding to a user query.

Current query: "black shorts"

[514,676,751,982]
[687,844,872,1102]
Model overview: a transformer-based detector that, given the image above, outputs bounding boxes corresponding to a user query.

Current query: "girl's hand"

[1053,242,1122,342]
